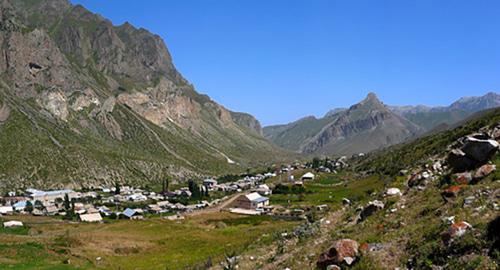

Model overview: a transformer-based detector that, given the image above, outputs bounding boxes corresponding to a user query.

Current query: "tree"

[162,178,169,194]
[63,194,75,220]
[115,182,121,195]
[312,157,321,169]
[25,201,33,213]
[63,194,71,211]
[34,200,44,210]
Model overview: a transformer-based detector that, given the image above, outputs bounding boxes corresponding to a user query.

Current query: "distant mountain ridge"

[264,92,500,156]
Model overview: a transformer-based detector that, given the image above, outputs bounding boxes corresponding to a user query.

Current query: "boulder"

[359,200,384,222]
[326,265,341,270]
[447,149,477,172]
[462,137,499,163]
[385,188,402,196]
[317,239,359,269]
[441,185,462,199]
[474,164,496,180]
[453,172,472,185]
[442,221,472,244]
[342,198,351,206]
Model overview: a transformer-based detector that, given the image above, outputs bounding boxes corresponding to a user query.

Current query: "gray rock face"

[448,137,499,172]
[0,0,285,189]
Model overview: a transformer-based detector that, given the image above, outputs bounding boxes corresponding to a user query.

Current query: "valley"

[0,0,499,269]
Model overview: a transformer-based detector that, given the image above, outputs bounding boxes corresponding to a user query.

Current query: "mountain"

[0,0,287,190]
[264,93,421,155]
[264,92,500,156]
[390,92,500,130]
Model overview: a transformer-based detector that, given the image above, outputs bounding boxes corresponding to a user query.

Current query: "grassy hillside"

[356,107,500,176]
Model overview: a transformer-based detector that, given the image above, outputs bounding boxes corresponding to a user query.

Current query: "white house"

[0,206,13,215]
[3,220,23,228]
[79,213,103,223]
[301,172,315,181]
[26,189,77,203]
[232,192,269,210]
[255,184,272,196]
[203,179,218,190]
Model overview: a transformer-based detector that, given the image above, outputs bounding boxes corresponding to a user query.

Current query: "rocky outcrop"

[317,239,360,269]
[474,164,496,180]
[0,0,284,189]
[358,200,384,222]
[448,136,499,172]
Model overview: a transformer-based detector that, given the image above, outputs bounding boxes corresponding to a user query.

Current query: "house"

[45,205,59,216]
[12,201,27,212]
[126,193,147,202]
[3,196,27,205]
[203,179,218,190]
[232,192,269,210]
[255,184,272,196]
[26,189,77,203]
[98,206,112,216]
[301,172,315,181]
[3,221,23,228]
[122,208,143,220]
[147,204,162,213]
[0,206,13,215]
[79,213,103,223]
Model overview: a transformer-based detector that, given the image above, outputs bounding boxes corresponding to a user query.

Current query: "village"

[0,156,352,229]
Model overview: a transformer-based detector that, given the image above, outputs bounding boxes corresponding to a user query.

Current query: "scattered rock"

[474,164,496,180]
[359,200,385,222]
[453,172,472,185]
[342,198,351,206]
[326,265,341,270]
[441,185,462,199]
[317,239,359,270]
[463,196,475,207]
[385,188,402,196]
[442,221,472,244]
[442,216,455,225]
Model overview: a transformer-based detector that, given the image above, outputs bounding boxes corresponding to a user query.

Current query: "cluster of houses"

[0,173,278,224]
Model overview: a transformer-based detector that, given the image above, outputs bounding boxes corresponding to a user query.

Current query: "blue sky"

[70,0,500,126]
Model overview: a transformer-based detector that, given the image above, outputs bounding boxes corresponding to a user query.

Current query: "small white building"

[0,206,14,215]
[3,221,23,228]
[203,179,218,190]
[301,172,315,181]
[26,189,77,203]
[79,213,103,223]
[232,192,269,210]
[255,184,272,196]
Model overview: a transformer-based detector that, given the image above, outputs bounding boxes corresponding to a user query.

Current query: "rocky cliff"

[0,0,287,190]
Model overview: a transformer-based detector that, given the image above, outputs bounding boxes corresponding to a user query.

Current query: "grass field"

[269,172,384,209]
[0,213,298,270]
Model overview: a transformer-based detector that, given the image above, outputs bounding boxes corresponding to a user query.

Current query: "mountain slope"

[265,92,499,156]
[264,93,421,155]
[390,92,500,130]
[0,0,288,190]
